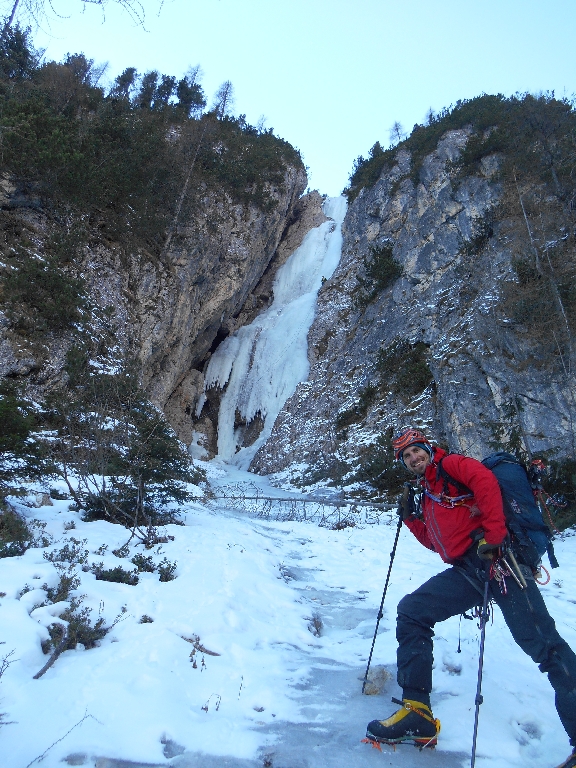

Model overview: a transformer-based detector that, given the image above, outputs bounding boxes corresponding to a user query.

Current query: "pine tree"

[212,80,234,119]
[176,67,205,117]
[109,66,138,100]
[43,349,200,541]
[0,380,43,500]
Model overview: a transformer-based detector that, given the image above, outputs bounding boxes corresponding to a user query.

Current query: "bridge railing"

[208,482,395,528]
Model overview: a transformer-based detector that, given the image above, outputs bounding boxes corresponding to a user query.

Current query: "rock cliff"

[252,125,575,483]
[0,165,308,446]
[129,166,309,444]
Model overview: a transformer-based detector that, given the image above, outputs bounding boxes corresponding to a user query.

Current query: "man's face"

[402,445,431,475]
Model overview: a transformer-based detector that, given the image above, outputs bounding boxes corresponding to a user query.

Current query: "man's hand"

[477,538,502,560]
[397,483,416,520]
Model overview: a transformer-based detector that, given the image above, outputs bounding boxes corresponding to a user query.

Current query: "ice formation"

[202,196,347,468]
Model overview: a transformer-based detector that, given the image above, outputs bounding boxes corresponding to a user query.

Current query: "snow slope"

[0,464,574,768]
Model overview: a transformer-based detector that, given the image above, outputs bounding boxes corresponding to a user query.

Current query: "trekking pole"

[361,512,403,694]
[470,568,491,768]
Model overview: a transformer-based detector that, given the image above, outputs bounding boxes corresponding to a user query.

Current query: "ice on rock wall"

[203,196,347,468]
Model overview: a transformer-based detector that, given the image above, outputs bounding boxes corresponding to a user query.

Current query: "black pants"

[396,560,576,746]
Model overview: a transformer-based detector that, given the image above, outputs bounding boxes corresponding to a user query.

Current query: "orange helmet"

[392,427,432,464]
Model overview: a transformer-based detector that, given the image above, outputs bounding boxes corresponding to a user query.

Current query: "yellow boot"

[366,697,440,748]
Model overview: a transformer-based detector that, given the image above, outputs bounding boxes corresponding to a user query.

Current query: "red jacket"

[404,447,508,562]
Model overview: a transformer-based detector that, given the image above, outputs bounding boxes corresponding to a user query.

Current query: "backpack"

[437,451,558,570]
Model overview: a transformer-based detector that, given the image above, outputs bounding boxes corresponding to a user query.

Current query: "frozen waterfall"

[201,195,347,469]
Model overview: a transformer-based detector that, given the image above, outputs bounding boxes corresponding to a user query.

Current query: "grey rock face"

[0,166,307,445]
[252,129,574,480]
[131,166,307,440]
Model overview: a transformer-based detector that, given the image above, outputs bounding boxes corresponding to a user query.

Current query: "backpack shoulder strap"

[436,455,473,498]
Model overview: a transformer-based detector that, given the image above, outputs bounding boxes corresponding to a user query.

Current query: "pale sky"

[8,0,576,196]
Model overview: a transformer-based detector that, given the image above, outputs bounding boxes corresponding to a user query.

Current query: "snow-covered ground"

[0,462,574,768]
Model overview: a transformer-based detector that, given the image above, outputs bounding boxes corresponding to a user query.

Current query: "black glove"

[397,483,416,521]
[477,538,502,560]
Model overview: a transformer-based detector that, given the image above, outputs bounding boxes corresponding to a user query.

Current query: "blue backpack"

[437,451,558,570]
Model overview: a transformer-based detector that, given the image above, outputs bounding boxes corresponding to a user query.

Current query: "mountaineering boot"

[556,749,576,768]
[366,697,440,748]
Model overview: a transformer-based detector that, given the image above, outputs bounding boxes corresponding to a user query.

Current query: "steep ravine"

[3,101,574,484]
[250,128,575,482]
[0,165,311,446]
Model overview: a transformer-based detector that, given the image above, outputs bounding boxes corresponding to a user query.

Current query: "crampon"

[361,735,438,752]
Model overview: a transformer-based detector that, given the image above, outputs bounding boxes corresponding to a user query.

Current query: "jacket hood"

[430,446,448,464]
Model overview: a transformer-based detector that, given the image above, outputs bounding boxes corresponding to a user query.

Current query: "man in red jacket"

[365,428,576,768]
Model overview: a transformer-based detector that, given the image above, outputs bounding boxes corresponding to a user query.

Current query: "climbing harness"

[423,487,474,508]
[421,459,475,509]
